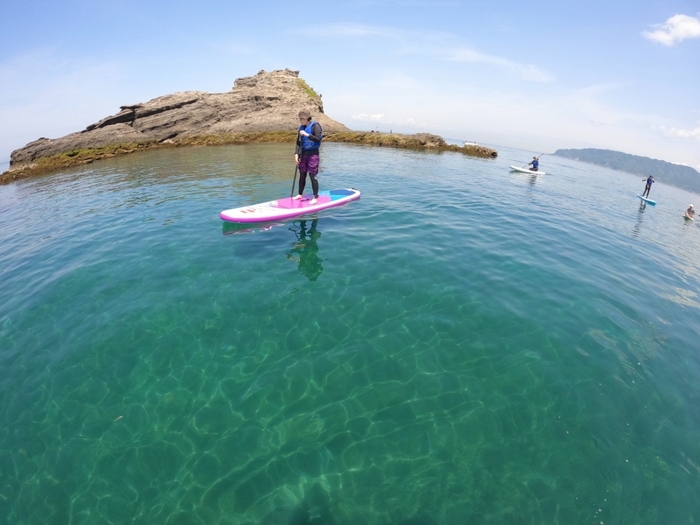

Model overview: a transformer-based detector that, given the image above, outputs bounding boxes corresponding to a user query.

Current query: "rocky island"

[2,69,497,184]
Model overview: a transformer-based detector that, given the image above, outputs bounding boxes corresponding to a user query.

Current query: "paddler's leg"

[309,173,319,204]
[295,154,310,199]
[307,154,320,204]
[295,172,307,199]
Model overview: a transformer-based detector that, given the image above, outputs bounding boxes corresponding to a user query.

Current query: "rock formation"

[3,68,498,183]
[9,69,348,166]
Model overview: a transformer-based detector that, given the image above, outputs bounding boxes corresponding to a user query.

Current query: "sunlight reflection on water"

[1,143,700,524]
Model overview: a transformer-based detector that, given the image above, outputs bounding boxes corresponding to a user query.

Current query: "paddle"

[521,153,545,169]
[290,162,299,199]
[291,129,301,198]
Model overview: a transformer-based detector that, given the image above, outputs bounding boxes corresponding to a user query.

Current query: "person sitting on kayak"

[527,156,539,172]
[686,204,695,220]
[642,175,654,198]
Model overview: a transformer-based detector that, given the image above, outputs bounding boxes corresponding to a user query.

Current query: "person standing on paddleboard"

[294,110,323,204]
[527,156,539,172]
[685,204,695,220]
[642,175,654,198]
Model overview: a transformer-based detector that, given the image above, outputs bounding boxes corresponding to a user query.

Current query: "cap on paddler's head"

[690,204,694,208]
[298,110,311,119]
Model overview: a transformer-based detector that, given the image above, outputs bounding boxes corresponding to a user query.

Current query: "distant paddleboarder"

[527,156,540,172]
[641,175,654,198]
[294,110,323,205]
[685,204,695,220]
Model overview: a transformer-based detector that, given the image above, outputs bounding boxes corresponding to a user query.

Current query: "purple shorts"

[298,154,319,175]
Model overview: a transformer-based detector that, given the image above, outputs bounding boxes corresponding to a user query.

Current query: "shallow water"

[1,143,699,524]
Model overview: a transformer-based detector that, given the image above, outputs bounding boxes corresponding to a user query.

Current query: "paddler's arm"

[300,123,322,144]
[295,124,322,161]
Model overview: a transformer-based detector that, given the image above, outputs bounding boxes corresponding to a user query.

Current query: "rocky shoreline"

[2,69,497,185]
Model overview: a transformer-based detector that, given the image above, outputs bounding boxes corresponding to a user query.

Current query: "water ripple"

[1,143,700,524]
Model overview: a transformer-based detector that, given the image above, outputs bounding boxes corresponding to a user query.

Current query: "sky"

[1,0,699,170]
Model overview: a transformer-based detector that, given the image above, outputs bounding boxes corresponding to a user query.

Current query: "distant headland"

[1,69,497,184]
[554,148,700,194]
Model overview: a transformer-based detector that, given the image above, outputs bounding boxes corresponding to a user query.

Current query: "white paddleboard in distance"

[510,165,546,175]
[637,194,656,206]
[220,188,361,223]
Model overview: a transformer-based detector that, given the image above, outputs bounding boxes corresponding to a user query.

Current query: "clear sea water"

[1,143,700,525]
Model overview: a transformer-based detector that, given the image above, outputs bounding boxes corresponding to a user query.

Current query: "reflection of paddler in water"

[286,219,323,281]
[631,199,647,238]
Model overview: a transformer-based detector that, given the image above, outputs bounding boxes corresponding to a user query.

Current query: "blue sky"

[1,0,699,170]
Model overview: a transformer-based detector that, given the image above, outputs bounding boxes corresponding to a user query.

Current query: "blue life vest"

[646,177,654,186]
[300,121,322,152]
[532,159,539,169]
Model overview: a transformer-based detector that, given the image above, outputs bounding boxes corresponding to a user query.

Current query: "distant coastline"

[554,148,700,194]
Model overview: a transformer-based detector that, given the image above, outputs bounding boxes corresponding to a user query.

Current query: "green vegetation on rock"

[1,132,497,184]
[1,133,297,184]
[555,148,700,194]
[326,132,498,158]
[296,79,318,98]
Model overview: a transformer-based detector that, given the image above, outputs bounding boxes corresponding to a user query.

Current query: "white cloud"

[308,23,554,82]
[350,113,418,128]
[642,14,700,46]
[657,125,700,140]
[351,113,386,121]
[392,0,458,5]
[334,0,458,7]
[447,47,554,82]
[317,23,395,38]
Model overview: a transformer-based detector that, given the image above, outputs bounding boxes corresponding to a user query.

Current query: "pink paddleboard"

[220,188,361,223]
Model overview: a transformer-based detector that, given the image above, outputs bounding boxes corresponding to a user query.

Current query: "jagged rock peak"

[10,69,348,166]
[233,68,300,90]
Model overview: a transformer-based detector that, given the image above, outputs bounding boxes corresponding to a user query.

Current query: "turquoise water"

[1,143,700,525]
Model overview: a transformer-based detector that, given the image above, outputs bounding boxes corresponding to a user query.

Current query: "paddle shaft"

[290,163,299,199]
[291,131,300,198]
